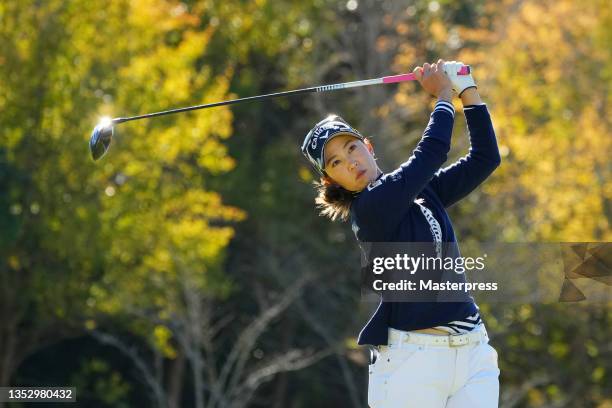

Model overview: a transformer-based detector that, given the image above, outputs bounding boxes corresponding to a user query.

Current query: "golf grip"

[384,65,470,84]
[112,65,470,124]
[315,65,470,92]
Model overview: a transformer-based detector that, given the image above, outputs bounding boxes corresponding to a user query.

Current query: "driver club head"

[90,120,114,160]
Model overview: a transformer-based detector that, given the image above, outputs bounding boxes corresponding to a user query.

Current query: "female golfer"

[301,59,501,407]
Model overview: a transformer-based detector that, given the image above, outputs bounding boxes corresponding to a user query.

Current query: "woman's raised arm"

[427,88,502,208]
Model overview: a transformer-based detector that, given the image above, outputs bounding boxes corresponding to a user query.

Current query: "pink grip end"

[382,65,470,84]
[383,73,416,83]
[458,65,470,75]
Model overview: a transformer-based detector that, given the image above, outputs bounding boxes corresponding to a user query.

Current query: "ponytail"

[314,177,355,222]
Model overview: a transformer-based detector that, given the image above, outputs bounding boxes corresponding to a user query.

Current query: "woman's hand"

[413,59,453,101]
[443,60,477,97]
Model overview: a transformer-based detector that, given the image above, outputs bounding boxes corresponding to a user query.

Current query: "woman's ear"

[364,138,375,155]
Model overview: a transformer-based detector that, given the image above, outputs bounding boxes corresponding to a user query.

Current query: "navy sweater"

[350,102,501,346]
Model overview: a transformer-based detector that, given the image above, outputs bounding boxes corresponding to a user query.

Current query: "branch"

[500,373,552,408]
[229,348,333,408]
[296,297,362,408]
[90,330,167,408]
[219,273,312,399]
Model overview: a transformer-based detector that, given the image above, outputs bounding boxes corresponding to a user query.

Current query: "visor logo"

[310,123,351,150]
[310,130,330,150]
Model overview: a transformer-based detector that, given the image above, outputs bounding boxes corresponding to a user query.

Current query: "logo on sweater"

[416,201,443,258]
[367,179,383,191]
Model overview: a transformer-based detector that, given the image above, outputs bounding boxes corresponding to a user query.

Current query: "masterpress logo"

[370,278,498,293]
[358,242,612,304]
[367,252,496,299]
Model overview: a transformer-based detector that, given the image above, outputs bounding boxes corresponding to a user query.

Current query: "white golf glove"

[443,61,477,96]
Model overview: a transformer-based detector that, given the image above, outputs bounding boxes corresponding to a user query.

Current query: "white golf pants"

[368,325,500,408]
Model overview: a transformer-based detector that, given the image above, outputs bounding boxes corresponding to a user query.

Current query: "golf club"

[90,65,470,160]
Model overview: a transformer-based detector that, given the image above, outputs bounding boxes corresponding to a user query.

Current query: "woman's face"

[323,134,379,192]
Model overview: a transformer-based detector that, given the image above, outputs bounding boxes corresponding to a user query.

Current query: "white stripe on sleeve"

[434,101,455,117]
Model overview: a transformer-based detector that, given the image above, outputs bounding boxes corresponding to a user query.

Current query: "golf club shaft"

[112,66,470,124]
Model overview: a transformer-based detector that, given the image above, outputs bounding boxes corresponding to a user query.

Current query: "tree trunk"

[0,333,16,387]
[167,350,185,408]
[272,319,295,408]
[190,346,205,408]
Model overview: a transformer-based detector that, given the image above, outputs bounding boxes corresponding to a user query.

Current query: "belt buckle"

[449,333,465,347]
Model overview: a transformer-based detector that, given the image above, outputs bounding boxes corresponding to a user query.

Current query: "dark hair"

[312,138,374,222]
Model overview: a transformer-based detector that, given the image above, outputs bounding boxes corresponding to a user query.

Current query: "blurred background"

[1,0,610,407]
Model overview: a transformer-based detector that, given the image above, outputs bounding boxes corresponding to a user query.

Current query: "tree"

[0,0,241,399]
